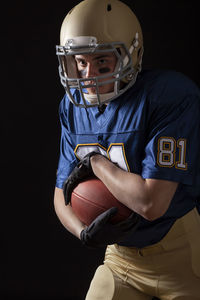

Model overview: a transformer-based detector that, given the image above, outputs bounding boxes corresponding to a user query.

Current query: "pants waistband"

[112,207,200,257]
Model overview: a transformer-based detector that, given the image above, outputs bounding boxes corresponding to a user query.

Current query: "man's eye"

[80,60,86,66]
[77,59,86,67]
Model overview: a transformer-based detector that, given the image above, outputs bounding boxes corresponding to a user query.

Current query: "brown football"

[71,178,132,226]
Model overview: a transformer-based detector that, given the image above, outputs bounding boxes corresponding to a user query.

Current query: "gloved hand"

[80,207,140,248]
[63,151,100,205]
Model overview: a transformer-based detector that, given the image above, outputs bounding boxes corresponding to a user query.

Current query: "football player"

[54,0,200,299]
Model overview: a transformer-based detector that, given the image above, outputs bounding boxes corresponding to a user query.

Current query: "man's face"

[74,52,117,94]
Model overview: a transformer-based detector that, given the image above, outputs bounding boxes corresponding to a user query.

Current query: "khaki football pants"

[86,208,200,300]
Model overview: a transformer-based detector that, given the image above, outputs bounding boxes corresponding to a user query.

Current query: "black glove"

[80,207,140,248]
[63,151,100,205]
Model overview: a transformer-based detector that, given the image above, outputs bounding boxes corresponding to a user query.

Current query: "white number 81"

[157,137,187,170]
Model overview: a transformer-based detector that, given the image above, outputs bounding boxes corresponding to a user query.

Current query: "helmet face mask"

[56,37,137,107]
[56,0,144,108]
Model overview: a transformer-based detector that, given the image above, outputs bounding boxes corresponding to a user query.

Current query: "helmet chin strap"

[84,91,116,105]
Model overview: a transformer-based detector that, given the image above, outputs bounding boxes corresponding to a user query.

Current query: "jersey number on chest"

[74,143,130,171]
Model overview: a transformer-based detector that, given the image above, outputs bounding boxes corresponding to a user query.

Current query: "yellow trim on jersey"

[107,143,130,172]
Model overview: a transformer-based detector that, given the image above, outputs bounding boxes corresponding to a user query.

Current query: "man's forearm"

[90,154,178,221]
[54,187,85,239]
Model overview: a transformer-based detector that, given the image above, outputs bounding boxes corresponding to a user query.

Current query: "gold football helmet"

[56,0,143,108]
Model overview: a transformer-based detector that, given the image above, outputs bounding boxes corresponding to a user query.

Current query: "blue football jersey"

[56,69,200,247]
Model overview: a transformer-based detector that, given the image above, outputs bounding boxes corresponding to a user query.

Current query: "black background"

[2,1,199,299]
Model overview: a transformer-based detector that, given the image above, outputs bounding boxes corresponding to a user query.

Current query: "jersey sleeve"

[55,97,77,189]
[142,73,200,186]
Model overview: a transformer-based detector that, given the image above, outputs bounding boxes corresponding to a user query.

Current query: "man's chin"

[87,89,97,95]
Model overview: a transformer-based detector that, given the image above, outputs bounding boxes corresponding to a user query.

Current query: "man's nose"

[85,63,97,78]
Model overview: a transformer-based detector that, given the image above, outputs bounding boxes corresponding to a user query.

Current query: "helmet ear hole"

[116,48,122,55]
[137,47,142,58]
[107,4,112,11]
